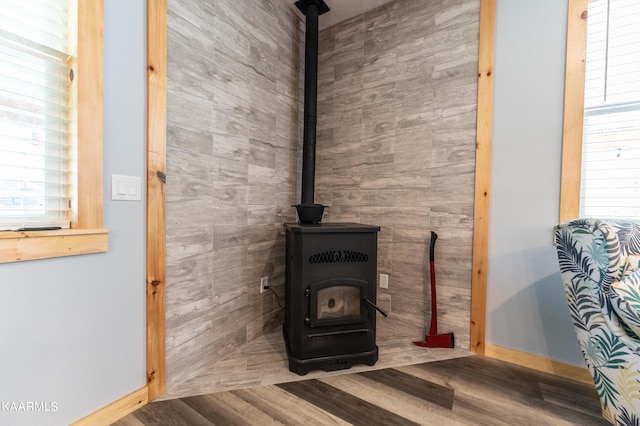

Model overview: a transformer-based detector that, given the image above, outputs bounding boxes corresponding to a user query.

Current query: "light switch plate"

[111,175,142,201]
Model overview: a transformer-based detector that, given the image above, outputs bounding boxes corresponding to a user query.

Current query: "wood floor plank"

[111,414,146,426]
[399,357,608,425]
[358,368,454,409]
[319,373,466,425]
[539,382,606,420]
[416,356,543,399]
[230,386,351,426]
[118,399,213,426]
[439,357,607,424]
[181,392,282,425]
[397,357,544,409]
[448,387,607,426]
[447,389,559,426]
[277,379,420,426]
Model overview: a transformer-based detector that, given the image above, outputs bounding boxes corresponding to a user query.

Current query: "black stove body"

[283,0,384,375]
[284,223,381,375]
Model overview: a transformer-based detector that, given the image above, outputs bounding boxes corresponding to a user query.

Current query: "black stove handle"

[363,298,388,317]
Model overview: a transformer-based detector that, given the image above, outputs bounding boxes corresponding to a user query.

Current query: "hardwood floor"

[115,355,608,425]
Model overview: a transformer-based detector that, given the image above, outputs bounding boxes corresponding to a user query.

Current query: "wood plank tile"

[399,357,608,425]
[122,399,213,426]
[112,415,146,426]
[277,380,419,426]
[539,382,605,420]
[230,386,351,426]
[410,356,543,398]
[359,368,454,409]
[318,373,464,426]
[181,393,280,425]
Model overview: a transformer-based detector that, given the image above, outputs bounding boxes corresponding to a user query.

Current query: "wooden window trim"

[559,0,589,222]
[0,0,108,263]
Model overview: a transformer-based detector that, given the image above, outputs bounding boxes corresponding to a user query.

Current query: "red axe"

[413,231,455,348]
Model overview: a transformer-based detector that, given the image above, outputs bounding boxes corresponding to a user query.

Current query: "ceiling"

[289,0,394,30]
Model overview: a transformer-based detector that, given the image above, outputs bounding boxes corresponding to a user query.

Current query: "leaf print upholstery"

[619,255,640,281]
[555,219,640,425]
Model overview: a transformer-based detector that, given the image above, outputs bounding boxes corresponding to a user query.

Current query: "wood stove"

[284,223,383,375]
[283,0,386,375]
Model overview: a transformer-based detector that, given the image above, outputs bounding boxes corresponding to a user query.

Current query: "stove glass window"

[316,285,361,320]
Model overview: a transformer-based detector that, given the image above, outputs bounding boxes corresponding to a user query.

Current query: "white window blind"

[0,0,75,231]
[580,0,640,218]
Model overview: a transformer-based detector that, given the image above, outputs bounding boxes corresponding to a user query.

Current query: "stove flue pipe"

[295,0,330,224]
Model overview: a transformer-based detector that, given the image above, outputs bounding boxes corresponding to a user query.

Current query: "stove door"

[308,278,368,327]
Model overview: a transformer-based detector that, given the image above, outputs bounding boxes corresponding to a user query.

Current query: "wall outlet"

[260,276,268,294]
[380,273,389,289]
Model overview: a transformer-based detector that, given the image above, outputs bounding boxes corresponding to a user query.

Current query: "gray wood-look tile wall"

[165,0,479,399]
[166,0,304,397]
[315,0,479,345]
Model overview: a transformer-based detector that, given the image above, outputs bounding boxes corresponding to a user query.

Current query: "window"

[0,0,107,263]
[560,0,640,220]
[0,0,75,231]
[580,0,640,218]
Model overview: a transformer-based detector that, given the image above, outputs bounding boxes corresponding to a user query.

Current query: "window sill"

[0,229,109,263]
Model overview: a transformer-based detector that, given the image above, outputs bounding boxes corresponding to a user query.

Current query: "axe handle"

[428,231,439,336]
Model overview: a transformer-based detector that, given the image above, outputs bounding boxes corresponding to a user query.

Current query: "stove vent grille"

[309,250,369,264]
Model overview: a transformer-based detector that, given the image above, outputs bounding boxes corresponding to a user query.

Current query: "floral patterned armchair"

[555,218,640,425]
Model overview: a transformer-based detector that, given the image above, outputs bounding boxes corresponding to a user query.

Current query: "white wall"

[487,0,584,365]
[0,1,147,425]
